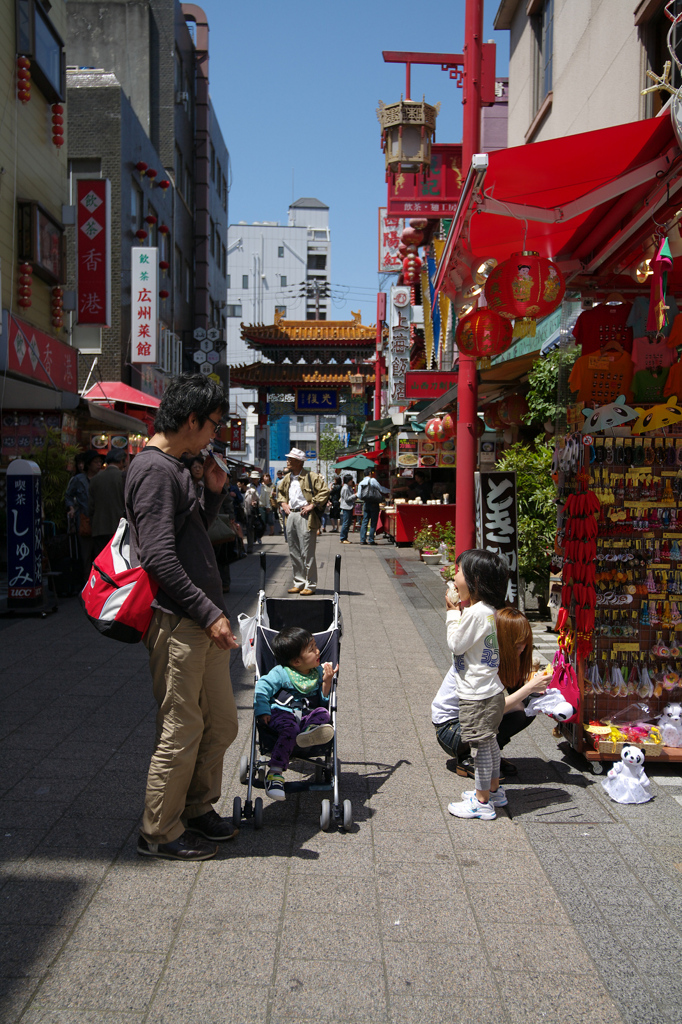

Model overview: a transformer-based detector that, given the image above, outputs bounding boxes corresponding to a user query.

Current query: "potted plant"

[413,520,443,563]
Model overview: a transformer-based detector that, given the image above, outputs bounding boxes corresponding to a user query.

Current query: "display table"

[379,504,455,545]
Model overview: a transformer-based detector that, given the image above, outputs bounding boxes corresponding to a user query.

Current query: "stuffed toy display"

[525,687,577,722]
[656,703,682,748]
[601,744,652,804]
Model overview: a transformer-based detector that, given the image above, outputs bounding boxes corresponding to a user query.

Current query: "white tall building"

[226,198,345,468]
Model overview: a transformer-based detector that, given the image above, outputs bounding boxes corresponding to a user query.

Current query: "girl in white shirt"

[445,549,509,821]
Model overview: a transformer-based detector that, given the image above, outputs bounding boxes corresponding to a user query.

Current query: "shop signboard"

[295,389,339,412]
[405,370,458,399]
[131,247,158,363]
[4,312,77,393]
[388,287,410,407]
[396,432,419,468]
[76,179,111,326]
[418,438,455,468]
[230,418,244,452]
[6,459,42,607]
[475,470,519,607]
[378,208,404,272]
[387,144,463,218]
[254,425,268,466]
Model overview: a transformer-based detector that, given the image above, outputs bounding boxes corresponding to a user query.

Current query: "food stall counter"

[380,503,455,545]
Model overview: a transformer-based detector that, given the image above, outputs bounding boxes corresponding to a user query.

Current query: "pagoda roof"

[228,360,373,388]
[241,310,376,345]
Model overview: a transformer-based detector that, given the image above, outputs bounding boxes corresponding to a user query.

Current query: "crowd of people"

[61,373,549,860]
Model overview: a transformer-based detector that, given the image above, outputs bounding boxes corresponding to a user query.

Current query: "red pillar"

[455,0,484,556]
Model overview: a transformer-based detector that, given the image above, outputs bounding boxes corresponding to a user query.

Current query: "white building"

[226,198,345,469]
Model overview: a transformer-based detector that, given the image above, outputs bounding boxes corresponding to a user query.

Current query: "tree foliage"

[494,440,556,598]
[524,346,580,427]
[28,429,81,532]
[319,424,343,479]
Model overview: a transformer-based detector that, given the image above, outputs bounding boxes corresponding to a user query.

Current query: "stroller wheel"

[254,797,264,829]
[342,799,353,832]
[320,799,332,832]
[232,796,242,825]
[239,755,248,785]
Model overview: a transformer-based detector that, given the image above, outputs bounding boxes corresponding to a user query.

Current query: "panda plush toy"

[657,703,682,748]
[601,744,652,804]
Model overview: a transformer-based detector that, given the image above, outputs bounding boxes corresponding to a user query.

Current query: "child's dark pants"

[269,707,331,770]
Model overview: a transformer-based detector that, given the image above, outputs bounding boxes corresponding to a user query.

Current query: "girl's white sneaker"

[447,794,496,820]
[462,787,508,807]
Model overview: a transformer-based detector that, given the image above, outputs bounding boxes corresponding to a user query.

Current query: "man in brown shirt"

[125,374,240,861]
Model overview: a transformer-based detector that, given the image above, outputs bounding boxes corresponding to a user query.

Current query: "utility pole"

[298,279,330,474]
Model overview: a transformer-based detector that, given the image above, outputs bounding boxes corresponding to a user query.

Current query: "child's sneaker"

[447,793,496,820]
[297,723,334,748]
[264,770,286,801]
[462,787,508,807]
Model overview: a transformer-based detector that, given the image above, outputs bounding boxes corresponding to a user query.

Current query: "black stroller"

[234,553,352,832]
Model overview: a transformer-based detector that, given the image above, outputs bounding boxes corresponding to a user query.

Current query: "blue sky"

[200,0,509,325]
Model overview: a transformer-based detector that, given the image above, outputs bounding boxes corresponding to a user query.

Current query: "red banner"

[77,179,111,326]
[230,419,244,451]
[8,313,78,393]
[387,144,463,218]
[405,370,458,399]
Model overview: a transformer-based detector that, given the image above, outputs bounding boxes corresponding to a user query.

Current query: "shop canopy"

[435,113,682,296]
[82,382,161,408]
[333,454,377,471]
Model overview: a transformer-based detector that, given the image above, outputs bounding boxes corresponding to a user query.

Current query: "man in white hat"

[277,448,329,594]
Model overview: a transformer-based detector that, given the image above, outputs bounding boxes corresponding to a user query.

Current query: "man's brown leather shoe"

[288,587,301,593]
[299,589,315,595]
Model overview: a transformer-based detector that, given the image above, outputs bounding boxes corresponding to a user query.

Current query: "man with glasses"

[125,373,240,861]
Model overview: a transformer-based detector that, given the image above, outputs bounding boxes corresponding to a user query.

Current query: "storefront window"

[17,201,63,284]
[15,0,65,102]
[531,0,553,114]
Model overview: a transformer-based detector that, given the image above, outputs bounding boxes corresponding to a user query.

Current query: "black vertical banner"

[475,471,519,607]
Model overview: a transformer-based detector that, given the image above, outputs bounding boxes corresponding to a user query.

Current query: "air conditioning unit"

[175,91,189,105]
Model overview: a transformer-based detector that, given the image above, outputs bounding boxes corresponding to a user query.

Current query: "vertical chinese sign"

[388,286,411,408]
[475,471,520,607]
[7,460,42,608]
[131,247,158,363]
[378,208,404,273]
[76,179,111,326]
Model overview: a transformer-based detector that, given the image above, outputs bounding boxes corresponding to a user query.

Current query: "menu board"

[418,438,456,468]
[397,433,419,467]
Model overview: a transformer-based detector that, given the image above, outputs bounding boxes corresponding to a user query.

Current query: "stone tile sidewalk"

[1,533,681,1024]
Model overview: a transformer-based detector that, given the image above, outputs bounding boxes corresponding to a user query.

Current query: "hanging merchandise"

[630,398,682,434]
[568,345,634,405]
[572,300,633,355]
[484,251,566,338]
[421,267,435,368]
[647,237,673,334]
[631,334,676,373]
[601,744,653,804]
[581,396,638,432]
[631,365,669,403]
[628,293,679,338]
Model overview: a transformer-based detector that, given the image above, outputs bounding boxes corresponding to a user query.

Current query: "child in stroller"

[254,626,338,801]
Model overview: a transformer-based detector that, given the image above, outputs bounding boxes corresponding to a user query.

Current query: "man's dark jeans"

[434,709,534,760]
[339,507,353,542]
[360,501,381,543]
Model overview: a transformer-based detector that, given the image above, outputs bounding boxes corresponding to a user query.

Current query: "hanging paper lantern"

[484,401,506,431]
[157,179,171,191]
[159,260,170,271]
[159,289,169,300]
[440,412,456,439]
[484,251,566,339]
[403,253,422,285]
[409,218,428,230]
[135,229,148,241]
[146,168,158,180]
[17,57,31,103]
[135,161,148,174]
[497,394,529,427]
[476,417,485,438]
[456,309,513,359]
[145,214,157,225]
[51,104,64,147]
[158,223,170,235]
[17,262,32,308]
[425,417,446,441]
[401,226,424,247]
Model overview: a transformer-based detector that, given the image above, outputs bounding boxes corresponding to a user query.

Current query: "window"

[16,0,65,102]
[280,275,287,287]
[226,274,231,289]
[275,305,287,316]
[227,304,242,317]
[210,143,216,183]
[185,261,191,303]
[278,246,284,258]
[209,218,215,258]
[174,146,184,196]
[216,160,222,195]
[147,204,157,247]
[175,245,182,295]
[222,244,227,278]
[131,181,143,232]
[18,201,64,284]
[184,164,193,209]
[242,274,249,289]
[643,1,682,115]
[222,175,227,211]
[532,0,554,114]
[307,254,327,270]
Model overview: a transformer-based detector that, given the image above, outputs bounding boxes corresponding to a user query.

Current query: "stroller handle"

[334,553,341,595]
[260,552,266,590]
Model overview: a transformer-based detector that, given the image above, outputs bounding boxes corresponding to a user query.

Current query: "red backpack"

[81,518,158,643]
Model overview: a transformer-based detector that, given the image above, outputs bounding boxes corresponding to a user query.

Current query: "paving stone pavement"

[1,532,682,1024]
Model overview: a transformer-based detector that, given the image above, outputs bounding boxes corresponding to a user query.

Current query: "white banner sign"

[388,286,411,408]
[378,208,404,273]
[131,246,158,364]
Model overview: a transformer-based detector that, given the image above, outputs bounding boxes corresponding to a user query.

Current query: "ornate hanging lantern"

[456,309,513,361]
[424,414,456,441]
[497,394,529,427]
[484,401,506,431]
[17,57,31,103]
[377,98,439,181]
[484,251,565,338]
[349,373,365,396]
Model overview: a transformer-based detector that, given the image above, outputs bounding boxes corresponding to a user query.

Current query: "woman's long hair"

[496,607,533,691]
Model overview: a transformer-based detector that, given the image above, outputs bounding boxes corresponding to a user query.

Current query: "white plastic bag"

[237,612,258,670]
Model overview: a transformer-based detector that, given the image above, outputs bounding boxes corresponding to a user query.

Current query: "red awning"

[437,114,682,293]
[83,381,161,408]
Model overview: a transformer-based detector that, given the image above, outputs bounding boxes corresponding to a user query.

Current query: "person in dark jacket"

[89,447,128,557]
[125,374,240,862]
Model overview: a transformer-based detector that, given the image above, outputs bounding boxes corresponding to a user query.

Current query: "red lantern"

[159,289,169,299]
[425,417,446,441]
[145,214,157,225]
[456,309,513,360]
[159,260,170,271]
[476,417,485,438]
[18,262,32,308]
[17,57,31,102]
[401,226,424,247]
[135,161,148,174]
[135,229,148,241]
[409,218,428,230]
[158,223,170,235]
[51,285,63,329]
[440,412,456,439]
[146,168,158,180]
[484,251,566,338]
[497,394,529,427]
[157,179,171,190]
[484,402,506,431]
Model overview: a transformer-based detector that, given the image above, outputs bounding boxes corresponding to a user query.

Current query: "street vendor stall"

[380,501,455,545]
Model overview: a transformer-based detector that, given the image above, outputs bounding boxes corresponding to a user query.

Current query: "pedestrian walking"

[125,373,240,862]
[277,447,329,594]
[89,447,128,558]
[357,467,390,545]
[258,473,276,536]
[338,474,355,544]
[328,473,341,532]
[65,449,103,578]
[441,550,510,821]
